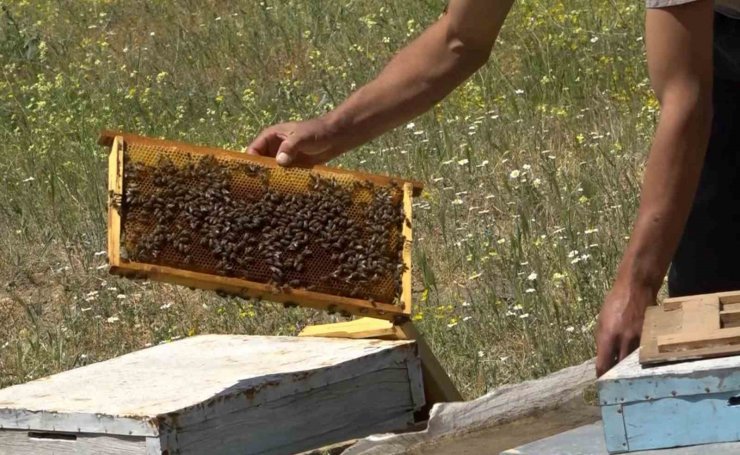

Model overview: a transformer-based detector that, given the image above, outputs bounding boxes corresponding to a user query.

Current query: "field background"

[0,0,655,398]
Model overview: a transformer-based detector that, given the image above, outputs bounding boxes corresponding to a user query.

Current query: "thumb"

[275,135,299,166]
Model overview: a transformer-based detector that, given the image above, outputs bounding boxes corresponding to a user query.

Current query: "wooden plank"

[344,359,597,455]
[401,183,413,316]
[298,318,397,340]
[0,431,145,455]
[720,309,740,328]
[679,296,719,333]
[107,136,123,267]
[639,305,683,365]
[640,293,732,365]
[98,130,424,196]
[395,321,463,405]
[111,261,404,321]
[658,326,740,353]
[663,291,740,311]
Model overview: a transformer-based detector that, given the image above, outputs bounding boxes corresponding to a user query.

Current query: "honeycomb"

[119,141,407,306]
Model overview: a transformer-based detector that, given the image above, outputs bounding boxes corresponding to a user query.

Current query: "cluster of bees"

[121,153,407,304]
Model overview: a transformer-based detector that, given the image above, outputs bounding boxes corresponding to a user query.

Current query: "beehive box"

[598,349,740,453]
[0,335,425,455]
[101,131,423,320]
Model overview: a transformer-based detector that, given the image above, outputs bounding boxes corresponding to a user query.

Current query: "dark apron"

[668,13,740,297]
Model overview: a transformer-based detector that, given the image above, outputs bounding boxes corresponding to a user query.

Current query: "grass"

[0,0,656,398]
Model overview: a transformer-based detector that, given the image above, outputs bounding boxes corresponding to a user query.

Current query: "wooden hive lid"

[0,335,419,437]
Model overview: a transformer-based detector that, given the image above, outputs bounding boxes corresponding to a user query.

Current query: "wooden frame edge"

[110,261,405,321]
[401,183,414,316]
[98,130,424,196]
[107,136,124,268]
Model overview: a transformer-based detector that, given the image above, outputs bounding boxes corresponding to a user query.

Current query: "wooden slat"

[679,297,719,333]
[658,327,740,353]
[720,309,740,328]
[111,261,404,321]
[107,137,123,268]
[401,183,413,316]
[298,318,397,340]
[639,305,679,364]
[395,321,463,406]
[98,130,424,196]
[663,291,740,311]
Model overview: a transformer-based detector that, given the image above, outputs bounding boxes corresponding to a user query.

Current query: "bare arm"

[596,0,714,376]
[248,0,514,165]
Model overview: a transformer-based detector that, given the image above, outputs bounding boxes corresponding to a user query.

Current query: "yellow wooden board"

[298,318,397,340]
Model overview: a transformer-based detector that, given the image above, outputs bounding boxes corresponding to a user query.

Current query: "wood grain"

[107,136,123,267]
[401,183,413,316]
[298,318,397,339]
[0,335,423,454]
[0,431,145,455]
[640,291,740,365]
[395,321,463,406]
[344,359,597,455]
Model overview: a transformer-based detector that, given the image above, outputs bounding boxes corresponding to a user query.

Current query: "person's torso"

[716,0,740,18]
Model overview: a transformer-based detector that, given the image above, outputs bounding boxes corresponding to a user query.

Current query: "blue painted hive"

[598,349,740,453]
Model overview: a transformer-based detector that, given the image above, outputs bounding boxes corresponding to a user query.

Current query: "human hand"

[595,283,655,376]
[247,117,345,166]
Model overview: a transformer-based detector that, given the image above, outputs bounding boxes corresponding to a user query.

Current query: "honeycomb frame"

[102,131,422,321]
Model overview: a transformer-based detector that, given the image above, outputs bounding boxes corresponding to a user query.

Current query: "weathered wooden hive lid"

[0,335,419,437]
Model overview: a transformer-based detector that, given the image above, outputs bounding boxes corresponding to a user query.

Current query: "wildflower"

[519,313,530,318]
[566,326,575,333]
[527,272,538,281]
[533,178,542,187]
[514,89,525,95]
[451,199,464,205]
[406,122,416,129]
[552,272,566,280]
[525,288,535,293]
[584,228,599,234]
[106,316,120,323]
[116,294,126,299]
[457,159,469,166]
[22,177,35,183]
[478,350,485,358]
[160,302,173,310]
[509,169,521,179]
[463,316,472,322]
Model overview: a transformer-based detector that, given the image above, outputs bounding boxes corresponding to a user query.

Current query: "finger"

[247,128,282,157]
[595,335,619,377]
[275,136,300,166]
